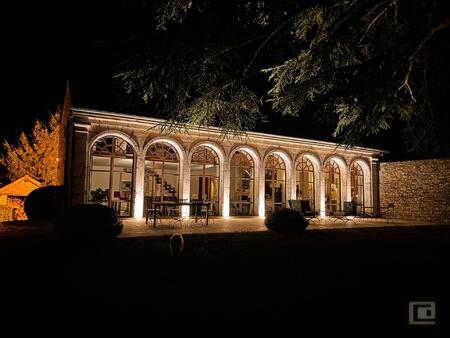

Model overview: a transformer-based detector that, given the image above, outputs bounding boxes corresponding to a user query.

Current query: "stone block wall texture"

[380,159,450,222]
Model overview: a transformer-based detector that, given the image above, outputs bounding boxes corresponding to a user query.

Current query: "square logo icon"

[409,301,436,325]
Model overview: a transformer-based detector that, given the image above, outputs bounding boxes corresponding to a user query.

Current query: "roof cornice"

[71,107,386,156]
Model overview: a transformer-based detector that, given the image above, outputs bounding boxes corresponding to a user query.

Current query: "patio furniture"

[145,196,162,226]
[332,201,356,225]
[300,200,320,224]
[329,210,356,225]
[288,199,320,224]
[147,200,211,227]
[199,201,215,225]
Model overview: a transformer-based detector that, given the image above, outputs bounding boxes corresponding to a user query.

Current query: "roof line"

[71,107,386,155]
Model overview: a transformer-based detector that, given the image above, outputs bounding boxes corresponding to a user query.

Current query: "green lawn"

[1,224,449,334]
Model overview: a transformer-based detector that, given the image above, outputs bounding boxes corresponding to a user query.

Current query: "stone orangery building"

[62,108,384,219]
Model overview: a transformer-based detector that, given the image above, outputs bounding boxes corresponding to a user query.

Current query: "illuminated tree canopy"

[115,0,450,156]
[0,112,60,185]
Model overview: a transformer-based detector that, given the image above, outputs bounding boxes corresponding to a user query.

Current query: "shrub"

[264,208,308,233]
[55,204,123,241]
[0,205,13,222]
[24,185,64,221]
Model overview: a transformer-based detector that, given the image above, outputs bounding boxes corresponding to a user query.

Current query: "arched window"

[351,162,364,207]
[264,154,286,214]
[89,136,134,216]
[190,146,220,215]
[324,159,341,212]
[230,151,254,216]
[145,142,180,204]
[295,156,315,210]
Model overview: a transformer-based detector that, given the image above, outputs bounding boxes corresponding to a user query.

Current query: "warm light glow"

[181,205,189,218]
[320,192,326,217]
[134,195,144,218]
[259,193,265,217]
[222,204,229,217]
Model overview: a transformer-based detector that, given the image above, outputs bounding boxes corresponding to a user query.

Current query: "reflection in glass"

[89,137,134,216]
[351,162,364,211]
[324,159,341,212]
[264,154,286,214]
[190,146,220,215]
[230,151,254,216]
[295,156,315,210]
[144,142,180,210]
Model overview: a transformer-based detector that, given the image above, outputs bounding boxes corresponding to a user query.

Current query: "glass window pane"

[275,169,285,181]
[191,164,203,176]
[274,181,284,204]
[204,164,219,176]
[92,156,110,171]
[90,171,110,193]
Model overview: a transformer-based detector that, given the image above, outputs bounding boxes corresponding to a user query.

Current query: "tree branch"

[243,16,296,76]
[398,17,450,102]
[360,1,396,43]
[202,35,266,64]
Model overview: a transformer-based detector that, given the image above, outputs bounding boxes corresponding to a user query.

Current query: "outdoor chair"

[300,200,320,223]
[288,199,319,224]
[200,201,215,225]
[288,199,302,213]
[339,201,357,225]
[145,196,162,225]
[343,201,356,216]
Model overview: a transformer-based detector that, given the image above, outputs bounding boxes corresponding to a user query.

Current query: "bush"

[264,208,308,233]
[55,204,123,241]
[24,186,64,221]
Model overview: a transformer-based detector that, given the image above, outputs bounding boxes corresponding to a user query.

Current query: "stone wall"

[380,159,450,222]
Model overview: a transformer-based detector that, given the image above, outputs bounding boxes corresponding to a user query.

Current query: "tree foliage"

[115,0,450,156]
[0,112,60,185]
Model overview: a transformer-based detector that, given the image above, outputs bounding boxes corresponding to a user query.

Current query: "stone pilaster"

[70,124,90,205]
[222,159,230,217]
[133,151,145,218]
[371,158,380,216]
[319,168,326,216]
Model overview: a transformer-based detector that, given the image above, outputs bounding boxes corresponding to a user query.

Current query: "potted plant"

[90,188,108,204]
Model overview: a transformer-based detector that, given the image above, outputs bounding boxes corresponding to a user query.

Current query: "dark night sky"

[0,1,426,160]
[2,1,124,141]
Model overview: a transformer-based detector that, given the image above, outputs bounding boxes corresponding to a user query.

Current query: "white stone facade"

[68,108,384,218]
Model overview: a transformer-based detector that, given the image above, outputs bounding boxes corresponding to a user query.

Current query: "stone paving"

[120,216,432,238]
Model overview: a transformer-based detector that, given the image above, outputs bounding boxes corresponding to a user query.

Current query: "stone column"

[319,167,326,217]
[314,163,321,214]
[371,158,380,216]
[222,158,230,217]
[133,151,145,218]
[258,161,265,217]
[290,162,297,203]
[70,124,90,206]
[181,159,191,217]
[345,166,352,203]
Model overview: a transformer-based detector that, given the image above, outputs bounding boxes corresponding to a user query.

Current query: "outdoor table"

[147,201,211,227]
[330,211,356,225]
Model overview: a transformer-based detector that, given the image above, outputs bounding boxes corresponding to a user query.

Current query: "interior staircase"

[146,170,177,197]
